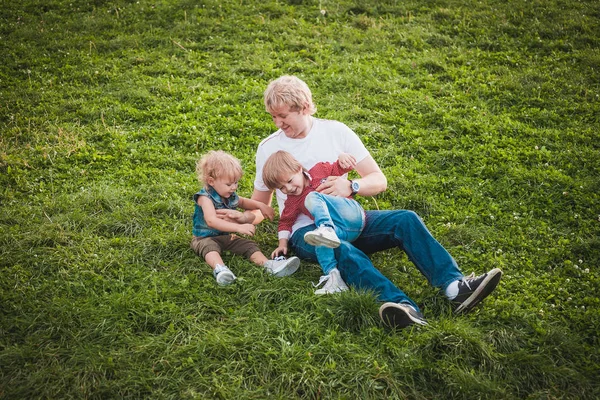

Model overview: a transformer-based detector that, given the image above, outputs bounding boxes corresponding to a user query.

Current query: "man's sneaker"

[213,265,236,286]
[264,256,300,277]
[304,225,341,248]
[452,268,503,313]
[313,268,349,295]
[379,302,428,329]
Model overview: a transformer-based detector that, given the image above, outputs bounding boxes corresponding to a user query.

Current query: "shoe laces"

[213,264,230,277]
[461,272,476,290]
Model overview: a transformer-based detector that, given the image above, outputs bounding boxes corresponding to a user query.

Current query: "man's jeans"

[304,192,365,274]
[290,209,463,311]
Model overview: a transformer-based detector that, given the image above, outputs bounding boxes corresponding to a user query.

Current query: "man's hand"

[315,176,352,197]
[249,188,274,225]
[259,204,275,221]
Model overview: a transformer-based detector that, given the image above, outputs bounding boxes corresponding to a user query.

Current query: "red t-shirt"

[278,160,352,235]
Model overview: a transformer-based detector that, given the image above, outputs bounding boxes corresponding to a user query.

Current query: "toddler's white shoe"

[264,256,300,277]
[213,264,236,286]
[304,225,341,248]
[313,268,349,295]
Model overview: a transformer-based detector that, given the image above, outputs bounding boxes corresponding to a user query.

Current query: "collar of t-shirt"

[203,186,240,210]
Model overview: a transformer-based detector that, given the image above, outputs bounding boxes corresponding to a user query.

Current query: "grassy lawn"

[1,0,599,398]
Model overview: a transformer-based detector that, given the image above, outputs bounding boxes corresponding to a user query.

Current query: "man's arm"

[248,188,274,224]
[238,196,274,221]
[316,155,387,197]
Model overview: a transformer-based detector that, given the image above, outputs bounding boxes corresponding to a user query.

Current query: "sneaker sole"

[379,303,427,329]
[454,268,502,313]
[270,256,300,278]
[314,284,349,295]
[304,232,341,248]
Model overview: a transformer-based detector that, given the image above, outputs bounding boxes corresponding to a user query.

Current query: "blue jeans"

[304,192,365,274]
[290,209,463,311]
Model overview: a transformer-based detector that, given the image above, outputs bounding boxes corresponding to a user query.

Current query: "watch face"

[351,181,359,193]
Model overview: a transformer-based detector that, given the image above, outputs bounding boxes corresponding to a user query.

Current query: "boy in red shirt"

[262,150,365,295]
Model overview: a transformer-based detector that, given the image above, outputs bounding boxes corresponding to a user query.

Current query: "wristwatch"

[350,180,360,196]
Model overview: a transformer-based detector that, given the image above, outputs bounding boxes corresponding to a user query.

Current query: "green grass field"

[1,0,599,398]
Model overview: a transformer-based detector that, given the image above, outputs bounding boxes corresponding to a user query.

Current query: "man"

[221,75,502,329]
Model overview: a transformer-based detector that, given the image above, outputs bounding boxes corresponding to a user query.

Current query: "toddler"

[191,150,299,285]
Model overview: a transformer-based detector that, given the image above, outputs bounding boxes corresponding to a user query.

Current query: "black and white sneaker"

[379,302,428,329]
[453,268,502,313]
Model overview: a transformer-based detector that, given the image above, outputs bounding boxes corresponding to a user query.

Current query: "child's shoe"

[264,256,300,277]
[313,268,349,295]
[304,225,341,248]
[213,264,236,286]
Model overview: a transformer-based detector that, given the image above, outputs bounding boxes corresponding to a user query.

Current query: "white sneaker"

[264,256,300,277]
[304,225,341,248]
[213,264,236,286]
[313,268,349,295]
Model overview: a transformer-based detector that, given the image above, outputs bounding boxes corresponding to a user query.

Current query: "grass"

[1,0,599,398]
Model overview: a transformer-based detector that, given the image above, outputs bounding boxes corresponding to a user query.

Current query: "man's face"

[269,105,312,139]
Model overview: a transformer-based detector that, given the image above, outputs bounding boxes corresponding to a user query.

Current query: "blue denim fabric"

[192,187,240,237]
[304,192,365,274]
[290,209,463,311]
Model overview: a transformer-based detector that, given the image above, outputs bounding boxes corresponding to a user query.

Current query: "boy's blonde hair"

[264,75,317,115]
[262,150,304,190]
[196,150,243,187]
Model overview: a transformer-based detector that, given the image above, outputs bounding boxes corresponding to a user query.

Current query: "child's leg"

[315,247,337,275]
[251,251,300,277]
[305,192,364,242]
[249,251,268,265]
[191,236,227,270]
[205,251,226,270]
[222,236,266,266]
[191,236,235,285]
[227,237,300,278]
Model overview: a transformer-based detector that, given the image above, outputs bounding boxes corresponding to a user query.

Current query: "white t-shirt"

[255,117,370,234]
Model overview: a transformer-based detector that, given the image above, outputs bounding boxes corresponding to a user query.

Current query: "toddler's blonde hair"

[264,75,317,115]
[262,150,304,190]
[196,150,243,188]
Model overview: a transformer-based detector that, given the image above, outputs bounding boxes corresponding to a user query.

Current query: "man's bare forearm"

[249,188,273,224]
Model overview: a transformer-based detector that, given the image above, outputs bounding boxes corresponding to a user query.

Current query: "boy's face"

[269,105,312,139]
[208,176,239,199]
[277,168,306,196]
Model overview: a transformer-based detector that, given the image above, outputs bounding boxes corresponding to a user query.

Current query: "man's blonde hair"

[196,150,243,187]
[264,75,317,115]
[262,150,304,190]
